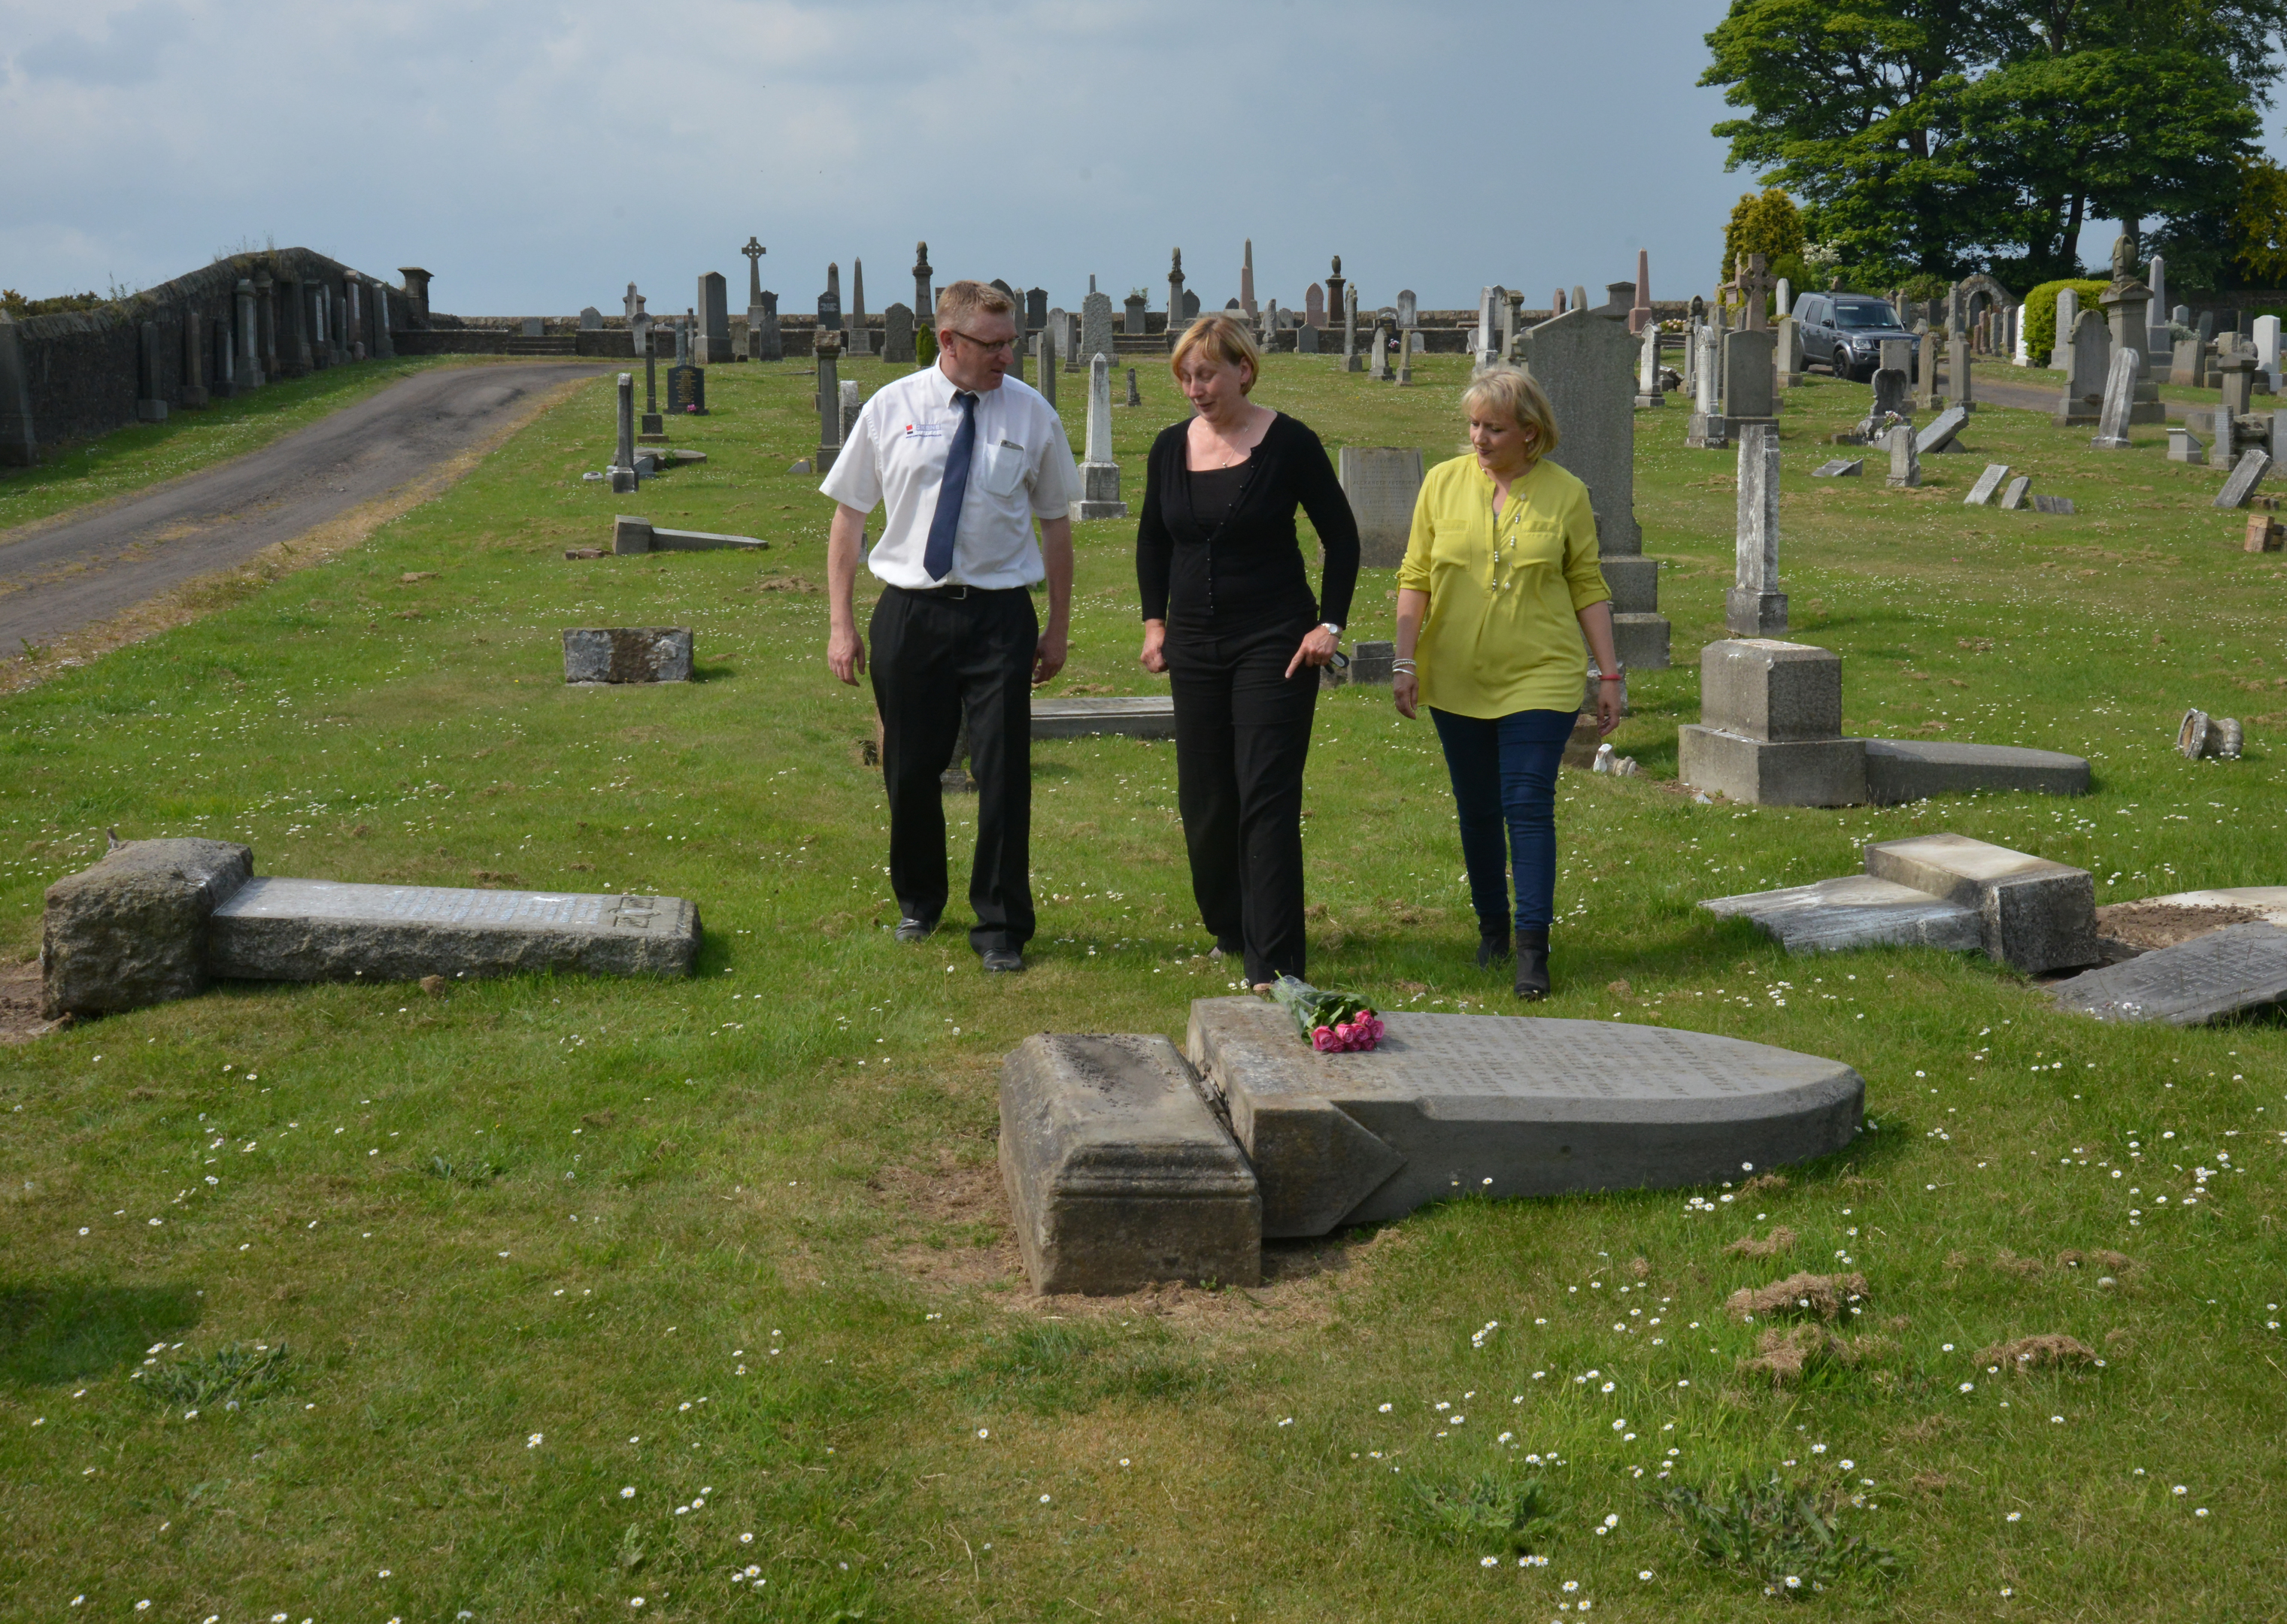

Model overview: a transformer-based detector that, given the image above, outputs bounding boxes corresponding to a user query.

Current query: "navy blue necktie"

[923,390,979,581]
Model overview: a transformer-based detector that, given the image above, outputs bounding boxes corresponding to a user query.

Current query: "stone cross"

[2090,347,2143,449]
[741,238,766,306]
[1734,254,1774,332]
[1726,423,1785,635]
[623,281,640,323]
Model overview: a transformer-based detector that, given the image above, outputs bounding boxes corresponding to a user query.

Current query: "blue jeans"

[1429,707,1576,934]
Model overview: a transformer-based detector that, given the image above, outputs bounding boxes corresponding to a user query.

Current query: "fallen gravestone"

[1349,641,1397,685]
[999,1032,1260,1293]
[1184,997,1864,1237]
[1337,447,1423,569]
[2050,922,2287,1026]
[1863,738,2090,803]
[41,839,699,1017]
[1031,695,1177,740]
[612,516,769,555]
[2029,494,2076,515]
[1964,465,2010,506]
[1812,459,1864,478]
[563,627,693,683]
[2216,449,2273,509]
[1705,832,2097,972]
[1915,405,1970,456]
[1998,474,2033,511]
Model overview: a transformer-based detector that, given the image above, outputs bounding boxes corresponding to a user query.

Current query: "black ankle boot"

[1476,926,1512,968]
[1514,928,1551,1001]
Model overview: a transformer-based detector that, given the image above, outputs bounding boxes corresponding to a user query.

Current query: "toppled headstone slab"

[1811,459,1863,478]
[1865,833,2097,973]
[1184,997,1863,1238]
[2051,922,2287,1026]
[563,627,693,684]
[612,515,767,555]
[1864,739,2091,804]
[42,838,253,1017]
[999,1032,1260,1294]
[1702,874,1980,956]
[1032,695,1177,740]
[206,880,699,983]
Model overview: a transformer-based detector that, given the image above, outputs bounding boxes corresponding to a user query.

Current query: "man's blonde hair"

[1169,313,1260,391]
[935,280,1016,333]
[1461,363,1561,461]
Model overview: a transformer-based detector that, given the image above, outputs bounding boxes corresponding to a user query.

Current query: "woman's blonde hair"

[1461,363,1560,462]
[1169,313,1260,392]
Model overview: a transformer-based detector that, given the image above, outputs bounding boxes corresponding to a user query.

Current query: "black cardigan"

[1134,412,1361,632]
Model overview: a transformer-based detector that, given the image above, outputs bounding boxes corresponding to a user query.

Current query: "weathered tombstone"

[1999,474,2033,511]
[2167,424,2208,463]
[1913,327,1941,413]
[1864,834,2097,972]
[1679,640,1864,807]
[1685,324,1727,448]
[910,242,932,323]
[1886,423,1920,488]
[696,274,731,362]
[135,322,167,422]
[1634,323,1664,408]
[1124,367,1140,408]
[1342,285,1360,373]
[1184,997,1863,1236]
[1026,286,1047,335]
[2089,347,2143,450]
[1336,447,1424,570]
[1368,323,1390,381]
[1295,322,1320,355]
[1812,458,1864,477]
[563,627,693,684]
[1031,696,1178,740]
[1036,324,1057,408]
[640,344,663,438]
[611,373,637,493]
[1520,308,1666,662]
[665,360,705,416]
[2052,310,2109,426]
[1123,292,1148,335]
[2054,923,2287,1026]
[1072,354,1127,520]
[1240,239,1257,317]
[2170,336,2205,388]
[1306,283,1326,329]
[2219,351,2256,420]
[839,379,861,444]
[1727,425,1785,636]
[2256,314,2282,390]
[1948,332,1974,410]
[520,316,544,340]
[1964,464,2010,506]
[882,302,915,365]
[845,259,872,356]
[2052,286,2079,365]
[611,516,766,555]
[2215,449,2273,508]
[1721,328,1777,432]
[2028,494,2076,514]
[817,283,842,334]
[1774,315,1803,388]
[999,1033,1261,1294]
[1182,291,1200,320]
[1916,404,1969,456]
[1080,286,1115,370]
[813,332,842,471]
[1396,289,1416,330]
[2100,280,2165,420]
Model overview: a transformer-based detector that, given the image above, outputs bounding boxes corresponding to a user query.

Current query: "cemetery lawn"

[0,356,500,537]
[6,352,2287,1622]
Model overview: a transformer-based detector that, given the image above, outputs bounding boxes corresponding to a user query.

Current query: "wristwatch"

[1318,622,1343,641]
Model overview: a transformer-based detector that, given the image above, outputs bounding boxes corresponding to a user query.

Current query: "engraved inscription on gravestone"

[665,364,705,415]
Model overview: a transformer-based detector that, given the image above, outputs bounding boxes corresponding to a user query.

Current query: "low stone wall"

[1,247,426,465]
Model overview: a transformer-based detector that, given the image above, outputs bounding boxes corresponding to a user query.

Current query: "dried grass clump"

[1976,1334,2100,1373]
[1723,1227,1798,1261]
[1738,1173,1790,1197]
[1736,1326,1896,1387]
[2056,1249,2134,1272]
[1992,1250,2046,1279]
[1725,1271,1870,1323]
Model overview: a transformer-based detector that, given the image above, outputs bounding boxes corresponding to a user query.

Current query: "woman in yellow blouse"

[1393,365,1621,999]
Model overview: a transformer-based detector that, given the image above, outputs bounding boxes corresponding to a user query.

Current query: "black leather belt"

[890,582,1023,600]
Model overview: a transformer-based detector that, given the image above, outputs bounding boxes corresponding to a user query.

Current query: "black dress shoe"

[1476,927,1512,968]
[1514,927,1551,1001]
[894,917,938,942]
[980,947,1026,973]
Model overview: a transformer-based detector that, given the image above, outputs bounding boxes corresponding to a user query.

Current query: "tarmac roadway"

[0,362,614,659]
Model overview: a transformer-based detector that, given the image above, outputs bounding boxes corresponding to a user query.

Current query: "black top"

[1135,412,1361,632]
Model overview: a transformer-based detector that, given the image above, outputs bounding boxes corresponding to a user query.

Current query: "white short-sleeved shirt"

[820,364,1078,590]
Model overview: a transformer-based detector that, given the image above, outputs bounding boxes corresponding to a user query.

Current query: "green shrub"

[2022,280,2111,365]
[1661,1472,1900,1598]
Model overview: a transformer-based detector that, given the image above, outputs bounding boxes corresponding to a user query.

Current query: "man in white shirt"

[823,280,1078,972]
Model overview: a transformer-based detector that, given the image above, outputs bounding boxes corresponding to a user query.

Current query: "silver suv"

[1794,293,1916,383]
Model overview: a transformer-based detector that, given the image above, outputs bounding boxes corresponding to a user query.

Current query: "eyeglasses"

[948,329,1016,354]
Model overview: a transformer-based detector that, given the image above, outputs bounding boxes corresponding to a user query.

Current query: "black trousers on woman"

[1164,614,1319,985]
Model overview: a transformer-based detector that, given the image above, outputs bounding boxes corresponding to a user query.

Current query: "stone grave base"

[41,841,700,1018]
[1610,612,1672,671]
[1032,695,1176,740]
[999,1033,1260,1294]
[1678,726,1867,807]
[1864,739,2090,804]
[1703,832,2097,973]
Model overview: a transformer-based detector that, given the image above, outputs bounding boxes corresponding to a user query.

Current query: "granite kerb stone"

[1184,997,1864,1238]
[999,1032,1262,1294]
[1032,695,1177,740]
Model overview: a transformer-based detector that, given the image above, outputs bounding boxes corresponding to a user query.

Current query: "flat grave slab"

[1701,874,1980,956]
[2050,921,2287,1025]
[2029,494,2076,515]
[999,1033,1260,1294]
[207,878,700,983]
[563,627,692,684]
[1863,738,2091,804]
[1032,695,1177,740]
[1811,459,1863,478]
[1964,465,2010,506]
[1184,997,1863,1238]
[613,515,765,555]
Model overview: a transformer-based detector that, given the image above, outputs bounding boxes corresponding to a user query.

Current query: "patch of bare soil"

[1725,1271,1870,1323]
[870,1153,1025,1291]
[1977,1333,2100,1373]
[1023,1228,1387,1329]
[0,963,56,1043]
[2096,901,2267,957]
[1724,1226,1797,1261]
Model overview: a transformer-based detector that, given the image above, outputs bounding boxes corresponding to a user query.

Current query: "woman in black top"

[1136,314,1361,988]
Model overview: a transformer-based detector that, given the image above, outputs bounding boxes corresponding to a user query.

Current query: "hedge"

[2022,279,2112,366]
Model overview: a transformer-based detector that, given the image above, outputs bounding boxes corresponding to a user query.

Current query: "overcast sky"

[0,0,2222,318]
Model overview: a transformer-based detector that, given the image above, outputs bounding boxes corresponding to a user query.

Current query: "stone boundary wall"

[0,247,425,464]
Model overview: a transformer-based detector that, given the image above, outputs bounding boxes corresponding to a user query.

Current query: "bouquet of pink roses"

[1266,975,1385,1053]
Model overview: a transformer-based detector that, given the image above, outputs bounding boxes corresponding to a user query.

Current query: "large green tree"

[1702,0,2287,286]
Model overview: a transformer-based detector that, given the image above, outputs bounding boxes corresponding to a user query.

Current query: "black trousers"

[1165,615,1319,985]
[869,585,1038,953]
